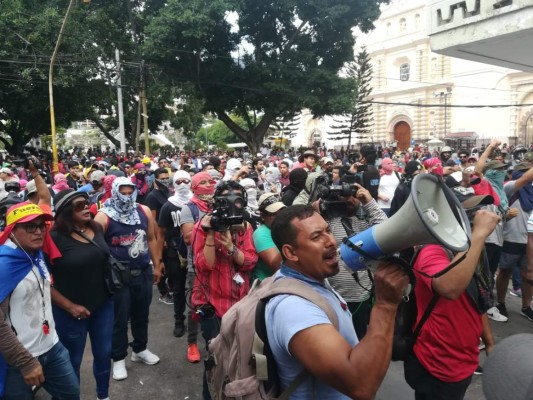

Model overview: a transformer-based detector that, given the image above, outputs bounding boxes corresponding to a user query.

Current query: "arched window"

[415,14,420,27]
[399,18,406,31]
[400,63,410,81]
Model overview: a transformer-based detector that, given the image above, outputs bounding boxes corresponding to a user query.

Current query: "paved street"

[35,284,531,400]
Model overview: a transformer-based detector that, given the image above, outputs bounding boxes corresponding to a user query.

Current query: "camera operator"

[191,180,258,400]
[326,182,387,339]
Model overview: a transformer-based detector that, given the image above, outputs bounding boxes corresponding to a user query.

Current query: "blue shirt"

[265,265,357,399]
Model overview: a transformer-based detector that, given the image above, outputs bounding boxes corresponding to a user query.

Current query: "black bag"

[75,230,131,294]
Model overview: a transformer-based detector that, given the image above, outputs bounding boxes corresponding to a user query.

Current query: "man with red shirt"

[405,199,500,400]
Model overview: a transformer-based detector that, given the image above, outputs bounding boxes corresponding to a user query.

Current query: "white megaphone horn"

[341,173,471,274]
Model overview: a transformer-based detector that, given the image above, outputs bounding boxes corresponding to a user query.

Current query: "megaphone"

[341,173,471,273]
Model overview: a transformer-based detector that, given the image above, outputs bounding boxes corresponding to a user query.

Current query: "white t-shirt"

[377,173,400,209]
[7,241,58,357]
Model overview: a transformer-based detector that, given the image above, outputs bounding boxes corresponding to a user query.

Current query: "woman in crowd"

[49,189,113,400]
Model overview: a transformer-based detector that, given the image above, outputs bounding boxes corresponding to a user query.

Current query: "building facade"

[318,0,533,151]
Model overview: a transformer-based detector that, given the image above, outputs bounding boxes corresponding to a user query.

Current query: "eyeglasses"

[259,195,281,212]
[175,179,191,185]
[19,222,47,234]
[72,200,90,212]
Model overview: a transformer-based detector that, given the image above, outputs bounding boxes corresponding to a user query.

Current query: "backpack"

[205,276,340,400]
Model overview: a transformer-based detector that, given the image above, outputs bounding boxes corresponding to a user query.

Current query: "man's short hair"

[280,161,289,168]
[215,180,244,197]
[271,205,317,258]
[154,167,169,178]
[67,161,79,169]
[252,158,263,168]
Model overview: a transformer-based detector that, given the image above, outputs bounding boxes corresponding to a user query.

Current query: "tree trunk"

[92,118,121,148]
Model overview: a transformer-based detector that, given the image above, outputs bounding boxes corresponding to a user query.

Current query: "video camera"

[210,193,245,232]
[310,173,358,219]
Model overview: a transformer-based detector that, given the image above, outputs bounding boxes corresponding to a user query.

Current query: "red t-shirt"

[412,245,482,382]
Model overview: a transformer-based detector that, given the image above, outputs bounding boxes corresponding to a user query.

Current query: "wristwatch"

[226,245,237,256]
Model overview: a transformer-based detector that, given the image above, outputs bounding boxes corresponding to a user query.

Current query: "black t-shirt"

[146,188,169,217]
[361,165,380,200]
[49,230,110,312]
[158,201,183,250]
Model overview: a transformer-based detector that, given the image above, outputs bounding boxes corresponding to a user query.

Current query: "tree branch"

[280,20,308,56]
[91,118,120,148]
[239,105,254,131]
[216,110,247,136]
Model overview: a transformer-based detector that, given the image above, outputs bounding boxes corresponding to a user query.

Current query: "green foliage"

[328,47,374,148]
[196,116,243,145]
[143,0,385,151]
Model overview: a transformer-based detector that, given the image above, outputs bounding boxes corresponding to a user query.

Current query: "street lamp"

[434,87,452,139]
[49,0,90,173]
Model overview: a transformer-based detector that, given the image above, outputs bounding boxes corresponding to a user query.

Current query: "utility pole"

[116,49,126,154]
[140,60,150,154]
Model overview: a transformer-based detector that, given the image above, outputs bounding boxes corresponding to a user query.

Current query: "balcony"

[427,0,533,71]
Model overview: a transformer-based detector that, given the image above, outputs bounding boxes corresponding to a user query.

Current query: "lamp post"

[49,0,90,173]
[434,88,452,140]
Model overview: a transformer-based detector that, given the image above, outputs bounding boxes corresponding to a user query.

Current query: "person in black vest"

[94,178,163,382]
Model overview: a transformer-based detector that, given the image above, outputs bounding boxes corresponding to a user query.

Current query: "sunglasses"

[19,222,47,234]
[72,199,90,212]
[175,179,191,185]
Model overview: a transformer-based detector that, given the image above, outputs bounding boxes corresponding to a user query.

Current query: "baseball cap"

[258,193,286,214]
[90,170,105,183]
[0,167,12,175]
[26,180,37,195]
[5,202,53,226]
[320,157,334,164]
[450,186,494,209]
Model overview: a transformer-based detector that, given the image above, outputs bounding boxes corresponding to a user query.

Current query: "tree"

[143,0,385,152]
[327,47,374,148]
[271,113,301,139]
[0,0,202,153]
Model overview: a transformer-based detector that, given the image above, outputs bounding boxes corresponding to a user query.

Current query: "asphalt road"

[35,284,531,400]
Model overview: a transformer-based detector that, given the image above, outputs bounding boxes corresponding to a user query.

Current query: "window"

[400,63,410,81]
[399,18,406,31]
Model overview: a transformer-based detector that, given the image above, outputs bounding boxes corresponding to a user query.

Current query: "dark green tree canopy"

[144,0,384,151]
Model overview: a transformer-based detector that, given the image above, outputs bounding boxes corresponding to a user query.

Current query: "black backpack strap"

[411,292,440,343]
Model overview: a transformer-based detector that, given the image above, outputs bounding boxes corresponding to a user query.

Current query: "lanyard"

[30,267,50,335]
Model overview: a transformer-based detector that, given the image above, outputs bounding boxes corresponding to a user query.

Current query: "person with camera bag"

[49,190,113,400]
[191,180,258,400]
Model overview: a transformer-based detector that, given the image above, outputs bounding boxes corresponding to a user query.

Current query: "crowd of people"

[0,138,532,400]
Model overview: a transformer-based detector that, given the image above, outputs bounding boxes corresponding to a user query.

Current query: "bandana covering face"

[168,170,192,208]
[484,169,508,214]
[190,172,215,212]
[101,177,140,225]
[240,178,258,210]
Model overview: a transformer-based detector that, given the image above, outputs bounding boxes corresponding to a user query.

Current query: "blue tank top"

[105,207,151,270]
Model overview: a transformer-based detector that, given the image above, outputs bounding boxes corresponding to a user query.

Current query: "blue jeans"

[53,298,114,399]
[200,316,221,400]
[4,341,80,400]
[112,268,153,361]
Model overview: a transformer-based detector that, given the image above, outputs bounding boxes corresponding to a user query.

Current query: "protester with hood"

[94,178,163,381]
[239,178,259,211]
[130,163,149,205]
[52,173,70,194]
[179,172,216,364]
[281,168,307,206]
[423,157,444,177]
[158,170,192,338]
[146,168,174,304]
[223,158,241,181]
[263,166,282,194]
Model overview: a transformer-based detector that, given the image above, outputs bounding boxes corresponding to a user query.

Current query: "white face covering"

[240,178,258,210]
[168,171,192,208]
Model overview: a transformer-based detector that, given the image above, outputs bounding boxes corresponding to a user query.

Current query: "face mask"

[175,183,191,194]
[195,185,215,196]
[432,166,444,176]
[115,192,136,211]
[485,169,506,184]
[198,193,214,203]
[246,188,258,200]
[135,172,146,181]
[156,178,172,188]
